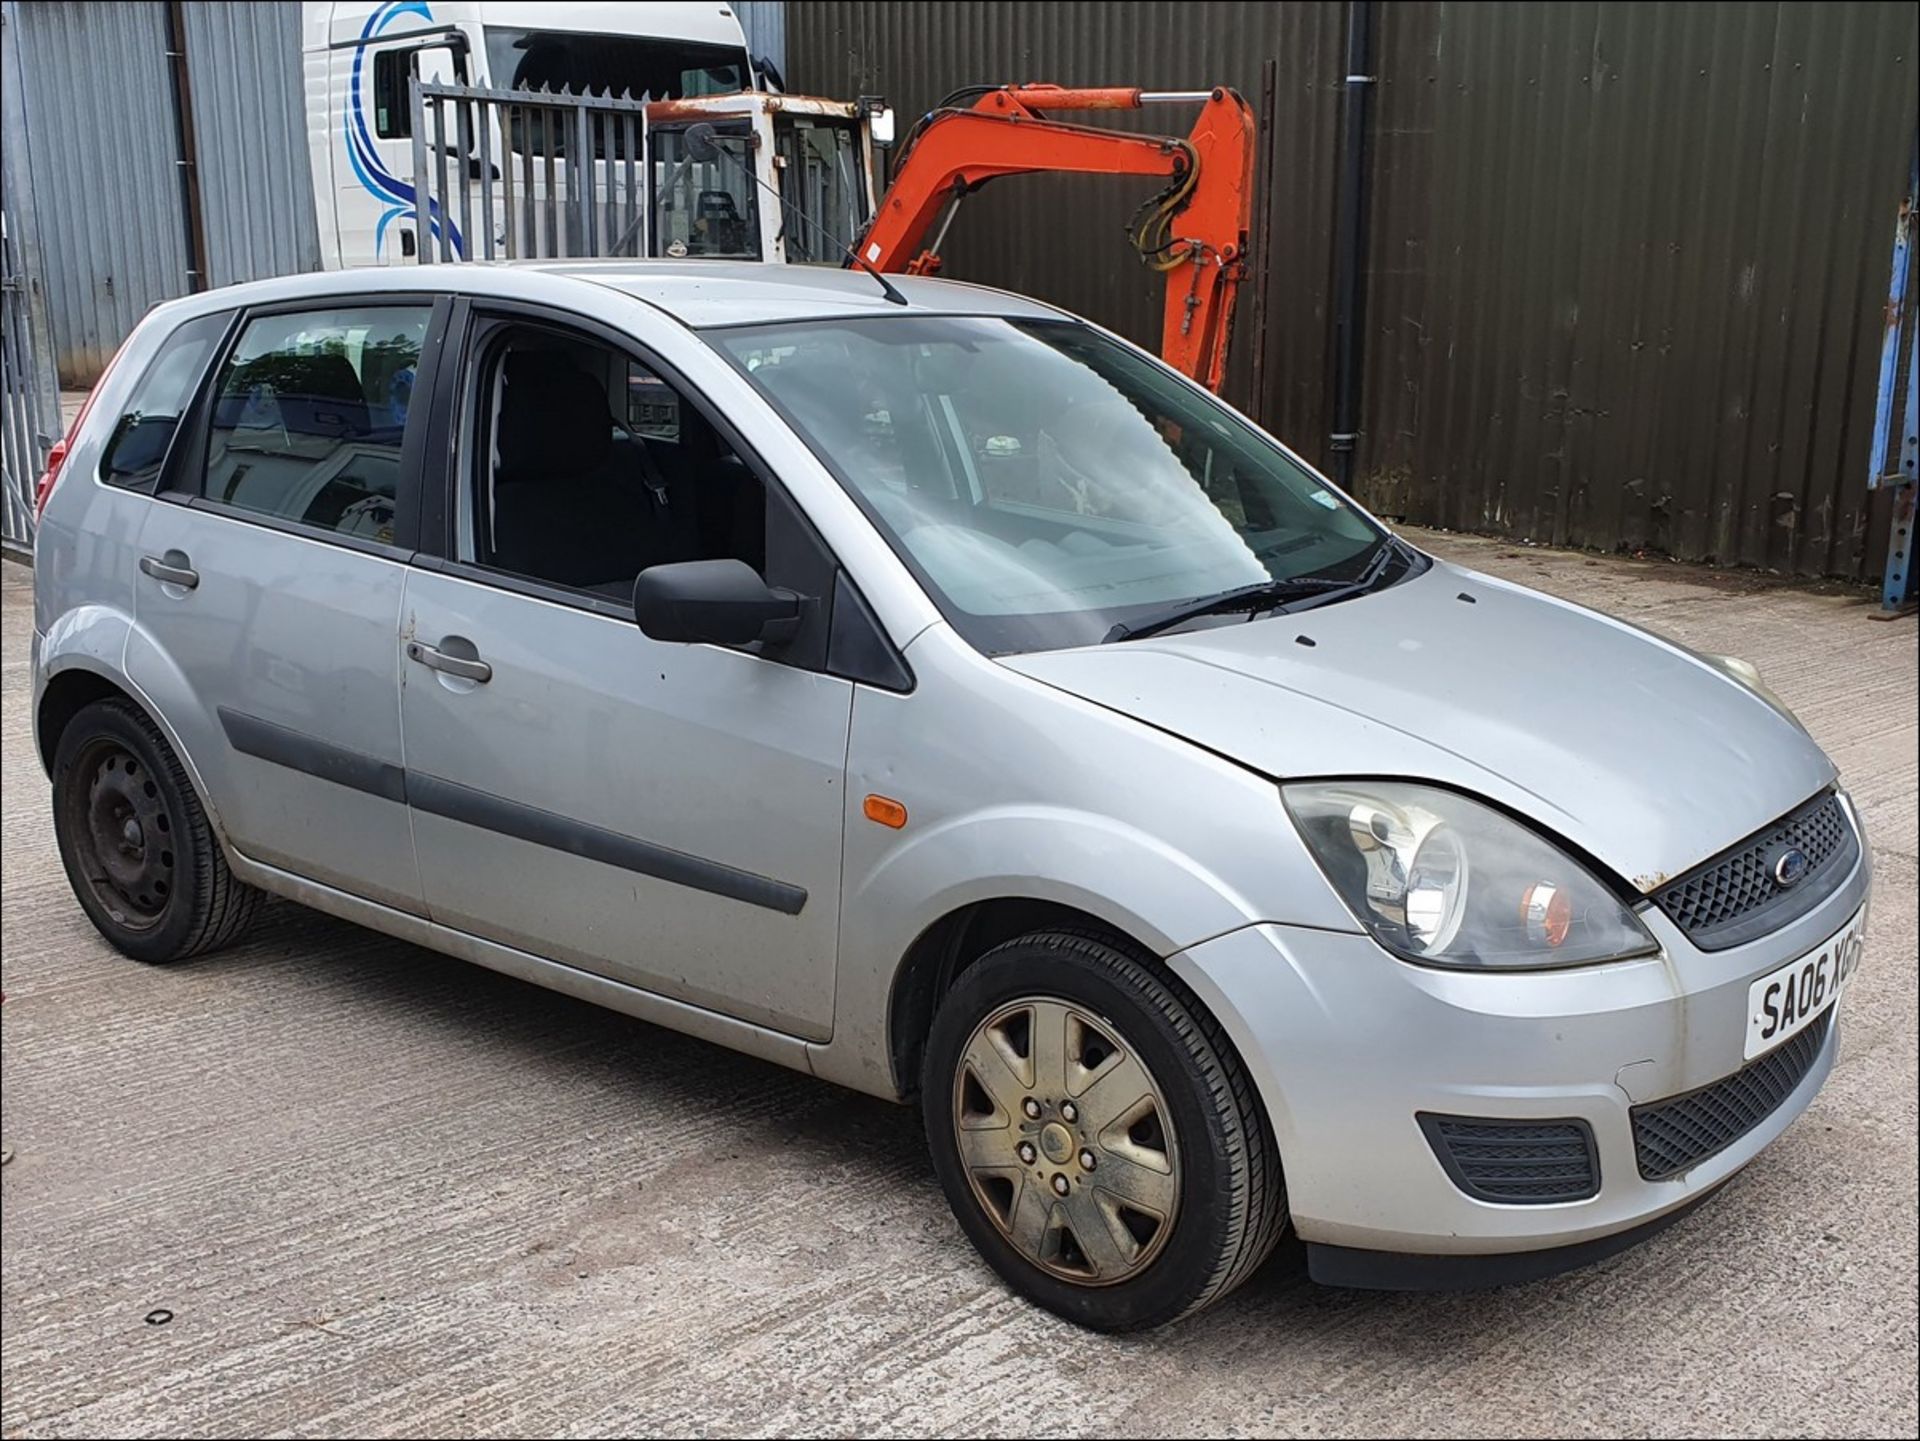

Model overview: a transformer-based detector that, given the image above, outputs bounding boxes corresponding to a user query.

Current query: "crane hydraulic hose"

[1126,139,1203,271]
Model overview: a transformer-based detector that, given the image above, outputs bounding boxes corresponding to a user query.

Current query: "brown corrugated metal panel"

[791,1,1919,579]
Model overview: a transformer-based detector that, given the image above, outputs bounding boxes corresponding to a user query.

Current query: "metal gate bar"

[1,217,56,554]
[409,80,651,264]
[412,79,652,268]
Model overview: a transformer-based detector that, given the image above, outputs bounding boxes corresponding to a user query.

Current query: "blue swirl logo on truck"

[348,0,464,259]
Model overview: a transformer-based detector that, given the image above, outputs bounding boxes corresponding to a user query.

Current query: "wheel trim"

[953,996,1181,1287]
[70,740,175,931]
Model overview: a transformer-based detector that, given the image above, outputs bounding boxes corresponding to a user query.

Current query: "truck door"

[325,6,468,267]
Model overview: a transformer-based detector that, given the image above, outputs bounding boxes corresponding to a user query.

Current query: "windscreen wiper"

[1102,576,1362,644]
[1102,535,1411,645]
[1279,533,1410,615]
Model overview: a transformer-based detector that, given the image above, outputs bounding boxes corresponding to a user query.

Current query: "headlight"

[1281,781,1659,969]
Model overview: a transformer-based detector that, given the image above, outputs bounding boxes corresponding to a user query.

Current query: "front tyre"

[922,929,1286,1331]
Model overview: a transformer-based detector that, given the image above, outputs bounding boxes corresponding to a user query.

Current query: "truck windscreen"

[484,28,746,100]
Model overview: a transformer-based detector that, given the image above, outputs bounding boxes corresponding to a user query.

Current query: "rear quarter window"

[98,312,230,492]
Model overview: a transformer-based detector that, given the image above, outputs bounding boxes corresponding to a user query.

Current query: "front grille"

[1655,791,1857,950]
[1632,1009,1834,1181]
[1418,1114,1601,1204]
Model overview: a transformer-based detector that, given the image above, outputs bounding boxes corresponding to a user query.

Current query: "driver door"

[399,310,852,1040]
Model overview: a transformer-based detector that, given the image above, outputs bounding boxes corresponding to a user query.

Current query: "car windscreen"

[716,316,1387,654]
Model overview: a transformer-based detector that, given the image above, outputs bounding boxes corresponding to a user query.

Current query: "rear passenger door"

[127,297,446,914]
[398,309,853,1041]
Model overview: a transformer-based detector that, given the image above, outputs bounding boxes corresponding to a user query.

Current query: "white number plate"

[1744,909,1866,1060]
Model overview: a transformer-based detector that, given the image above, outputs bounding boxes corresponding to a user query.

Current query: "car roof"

[525,261,1070,327]
[149,261,1070,332]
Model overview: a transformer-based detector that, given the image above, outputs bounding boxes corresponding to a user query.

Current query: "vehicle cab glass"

[773,116,870,262]
[482,28,747,98]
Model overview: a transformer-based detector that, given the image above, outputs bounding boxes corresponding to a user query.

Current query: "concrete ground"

[2,533,1915,1439]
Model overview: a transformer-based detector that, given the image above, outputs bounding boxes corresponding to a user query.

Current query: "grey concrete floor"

[2,534,1915,1439]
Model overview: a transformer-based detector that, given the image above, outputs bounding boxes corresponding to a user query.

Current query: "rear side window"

[98,312,229,492]
[201,305,431,544]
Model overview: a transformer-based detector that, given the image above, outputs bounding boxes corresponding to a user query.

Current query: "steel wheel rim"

[68,739,174,932]
[952,996,1181,1286]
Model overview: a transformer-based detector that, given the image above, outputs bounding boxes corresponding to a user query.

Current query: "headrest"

[215,350,369,440]
[495,350,612,477]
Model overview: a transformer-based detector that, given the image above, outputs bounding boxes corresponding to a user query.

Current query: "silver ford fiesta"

[31,262,1869,1330]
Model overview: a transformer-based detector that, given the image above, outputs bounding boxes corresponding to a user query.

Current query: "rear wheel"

[923,928,1285,1330]
[51,698,258,963]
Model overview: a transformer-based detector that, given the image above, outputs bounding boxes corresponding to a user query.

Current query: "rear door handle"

[139,553,199,589]
[406,639,492,683]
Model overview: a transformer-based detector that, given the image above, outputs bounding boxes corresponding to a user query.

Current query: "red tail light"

[34,342,128,518]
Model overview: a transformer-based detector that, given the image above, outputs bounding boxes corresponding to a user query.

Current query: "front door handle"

[139,552,199,589]
[406,639,492,683]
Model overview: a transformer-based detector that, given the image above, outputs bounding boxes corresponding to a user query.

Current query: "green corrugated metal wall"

[791,1,1918,579]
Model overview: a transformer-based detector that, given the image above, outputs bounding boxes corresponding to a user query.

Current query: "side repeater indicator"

[864,794,909,829]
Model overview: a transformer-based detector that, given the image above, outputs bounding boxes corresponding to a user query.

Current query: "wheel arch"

[882,894,1280,1125]
[886,897,1141,1100]
[37,648,232,853]
[37,666,132,775]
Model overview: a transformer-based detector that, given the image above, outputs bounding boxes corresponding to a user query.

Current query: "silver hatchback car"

[32,263,1869,1331]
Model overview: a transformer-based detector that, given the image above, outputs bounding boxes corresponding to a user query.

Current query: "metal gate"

[1,206,57,555]
[410,81,651,263]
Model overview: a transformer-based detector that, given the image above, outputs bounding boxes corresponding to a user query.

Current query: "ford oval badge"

[1770,847,1811,888]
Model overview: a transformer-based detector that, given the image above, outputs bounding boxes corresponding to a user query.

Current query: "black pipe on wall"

[163,0,208,293]
[1327,0,1374,491]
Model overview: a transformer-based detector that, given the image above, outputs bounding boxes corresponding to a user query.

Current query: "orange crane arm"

[857,85,1256,393]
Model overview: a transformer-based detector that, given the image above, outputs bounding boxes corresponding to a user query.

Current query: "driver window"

[470,326,767,602]
[373,45,461,140]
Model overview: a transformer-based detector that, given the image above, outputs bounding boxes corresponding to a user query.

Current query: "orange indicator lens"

[1521,881,1573,947]
[864,795,909,829]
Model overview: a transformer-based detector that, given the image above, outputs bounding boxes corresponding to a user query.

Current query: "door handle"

[406,639,492,683]
[139,553,199,589]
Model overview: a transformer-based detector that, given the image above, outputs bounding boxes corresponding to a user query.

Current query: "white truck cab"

[304,1,881,270]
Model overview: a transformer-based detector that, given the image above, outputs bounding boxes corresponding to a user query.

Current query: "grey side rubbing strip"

[218,708,407,803]
[407,771,809,916]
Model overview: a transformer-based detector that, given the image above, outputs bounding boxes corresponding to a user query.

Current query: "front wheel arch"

[887,897,1141,1102]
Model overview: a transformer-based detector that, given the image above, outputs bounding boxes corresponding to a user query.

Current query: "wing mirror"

[632,559,802,647]
[859,96,897,147]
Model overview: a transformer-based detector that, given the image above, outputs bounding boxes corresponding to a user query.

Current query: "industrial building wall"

[7,0,192,385]
[735,1,789,81]
[790,1,1919,580]
[182,0,322,289]
[6,0,318,385]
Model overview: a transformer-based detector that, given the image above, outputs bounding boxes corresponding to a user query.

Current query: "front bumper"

[1166,834,1870,1284]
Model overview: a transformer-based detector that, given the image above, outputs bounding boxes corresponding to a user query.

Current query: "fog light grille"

[1417,1114,1600,1204]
